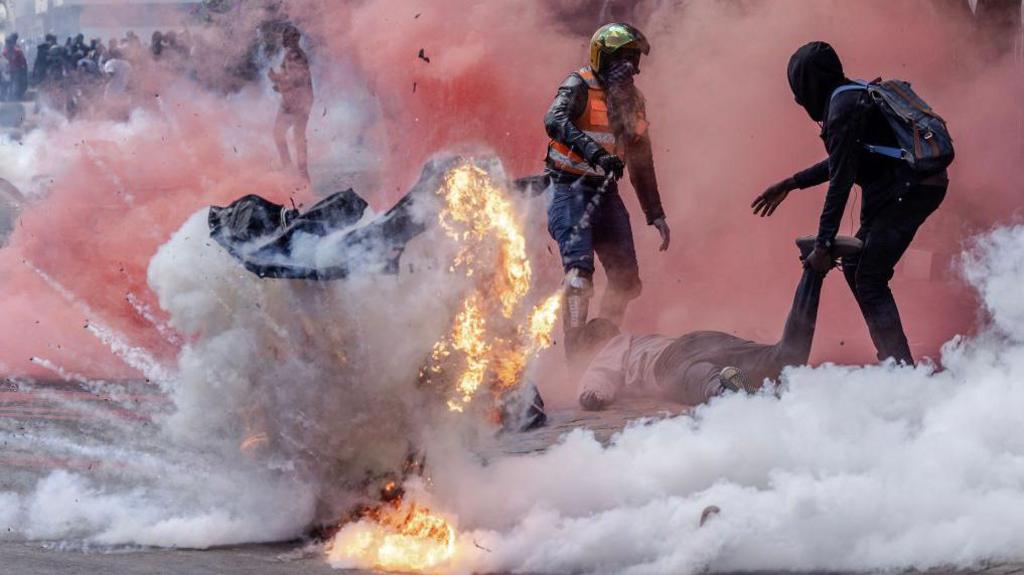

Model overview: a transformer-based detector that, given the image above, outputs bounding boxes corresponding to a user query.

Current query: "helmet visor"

[595,24,651,55]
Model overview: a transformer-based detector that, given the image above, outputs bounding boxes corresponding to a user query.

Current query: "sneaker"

[718,366,757,394]
[795,234,863,261]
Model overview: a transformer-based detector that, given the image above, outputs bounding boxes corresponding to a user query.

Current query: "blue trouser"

[545,176,642,316]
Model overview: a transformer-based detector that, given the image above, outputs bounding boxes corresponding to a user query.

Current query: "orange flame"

[430,163,561,412]
[328,163,563,573]
[326,498,457,573]
[438,164,531,319]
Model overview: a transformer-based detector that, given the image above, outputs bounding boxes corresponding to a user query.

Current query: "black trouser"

[774,266,826,368]
[655,266,825,403]
[841,183,947,364]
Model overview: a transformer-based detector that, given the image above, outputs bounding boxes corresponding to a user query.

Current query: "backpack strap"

[864,144,909,160]
[830,80,908,161]
[829,80,869,101]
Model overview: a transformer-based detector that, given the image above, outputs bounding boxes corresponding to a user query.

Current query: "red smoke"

[0,90,311,379]
[0,1,1020,407]
[301,0,1021,404]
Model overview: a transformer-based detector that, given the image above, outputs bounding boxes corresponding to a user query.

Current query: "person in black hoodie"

[751,42,949,365]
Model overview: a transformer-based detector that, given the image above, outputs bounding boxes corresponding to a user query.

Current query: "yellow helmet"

[589,23,651,73]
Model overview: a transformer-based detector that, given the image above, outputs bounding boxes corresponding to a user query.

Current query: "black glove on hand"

[594,152,625,180]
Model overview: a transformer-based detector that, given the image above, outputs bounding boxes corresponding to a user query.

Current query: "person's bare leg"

[294,110,311,182]
[274,108,292,169]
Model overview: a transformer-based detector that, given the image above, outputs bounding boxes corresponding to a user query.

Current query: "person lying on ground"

[572,235,861,410]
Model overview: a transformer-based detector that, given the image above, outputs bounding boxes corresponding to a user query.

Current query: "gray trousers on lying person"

[577,268,824,407]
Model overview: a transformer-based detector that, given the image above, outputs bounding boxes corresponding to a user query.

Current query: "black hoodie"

[786,41,909,248]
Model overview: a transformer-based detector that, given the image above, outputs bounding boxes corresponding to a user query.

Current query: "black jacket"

[788,42,915,248]
[543,72,665,225]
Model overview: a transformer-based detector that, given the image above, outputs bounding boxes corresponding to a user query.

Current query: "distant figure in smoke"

[573,237,861,410]
[102,49,133,120]
[32,34,57,86]
[268,24,313,182]
[150,31,165,60]
[2,33,28,101]
[544,23,670,339]
[751,42,951,365]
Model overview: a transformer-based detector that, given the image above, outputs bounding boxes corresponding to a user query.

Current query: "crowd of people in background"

[1,29,199,118]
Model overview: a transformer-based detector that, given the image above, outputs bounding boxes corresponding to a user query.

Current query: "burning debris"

[199,159,559,550]
[421,164,561,413]
[326,491,458,573]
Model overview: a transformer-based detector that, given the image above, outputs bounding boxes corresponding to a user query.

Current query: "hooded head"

[282,25,301,49]
[787,41,848,122]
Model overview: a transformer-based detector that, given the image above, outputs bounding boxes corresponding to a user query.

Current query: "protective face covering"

[787,41,849,122]
[602,58,638,89]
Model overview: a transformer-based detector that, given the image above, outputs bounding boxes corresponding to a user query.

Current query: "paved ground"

[3,381,1023,574]
[4,540,1024,575]
[0,541,360,575]
[5,537,1022,575]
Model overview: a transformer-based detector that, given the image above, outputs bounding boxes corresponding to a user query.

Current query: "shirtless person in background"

[269,24,314,182]
[572,236,861,410]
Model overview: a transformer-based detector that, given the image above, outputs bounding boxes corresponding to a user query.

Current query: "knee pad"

[565,268,594,295]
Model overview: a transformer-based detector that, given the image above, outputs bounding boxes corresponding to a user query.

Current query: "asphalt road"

[0,541,361,575]
[4,383,1024,575]
[4,540,1024,575]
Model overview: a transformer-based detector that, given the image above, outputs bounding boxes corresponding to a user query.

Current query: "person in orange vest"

[544,23,670,343]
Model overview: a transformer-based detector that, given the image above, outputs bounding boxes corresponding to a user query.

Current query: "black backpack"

[832,79,955,175]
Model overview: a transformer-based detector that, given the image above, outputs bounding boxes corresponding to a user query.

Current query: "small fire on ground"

[328,162,559,572]
[325,494,457,573]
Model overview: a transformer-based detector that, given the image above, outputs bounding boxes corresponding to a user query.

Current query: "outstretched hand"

[653,217,671,252]
[751,178,796,217]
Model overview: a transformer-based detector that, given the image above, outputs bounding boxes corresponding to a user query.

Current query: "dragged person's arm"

[577,335,630,411]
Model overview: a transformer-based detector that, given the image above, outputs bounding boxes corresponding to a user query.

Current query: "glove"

[594,151,625,180]
[751,177,797,217]
[803,245,834,273]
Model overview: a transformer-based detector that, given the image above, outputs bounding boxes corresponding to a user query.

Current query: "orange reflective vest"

[546,67,648,177]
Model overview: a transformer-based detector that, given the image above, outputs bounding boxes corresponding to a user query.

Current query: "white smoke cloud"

[0,195,474,548]
[423,224,1024,575]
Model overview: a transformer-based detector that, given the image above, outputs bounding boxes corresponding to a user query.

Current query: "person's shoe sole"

[718,366,752,393]
[795,235,863,260]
